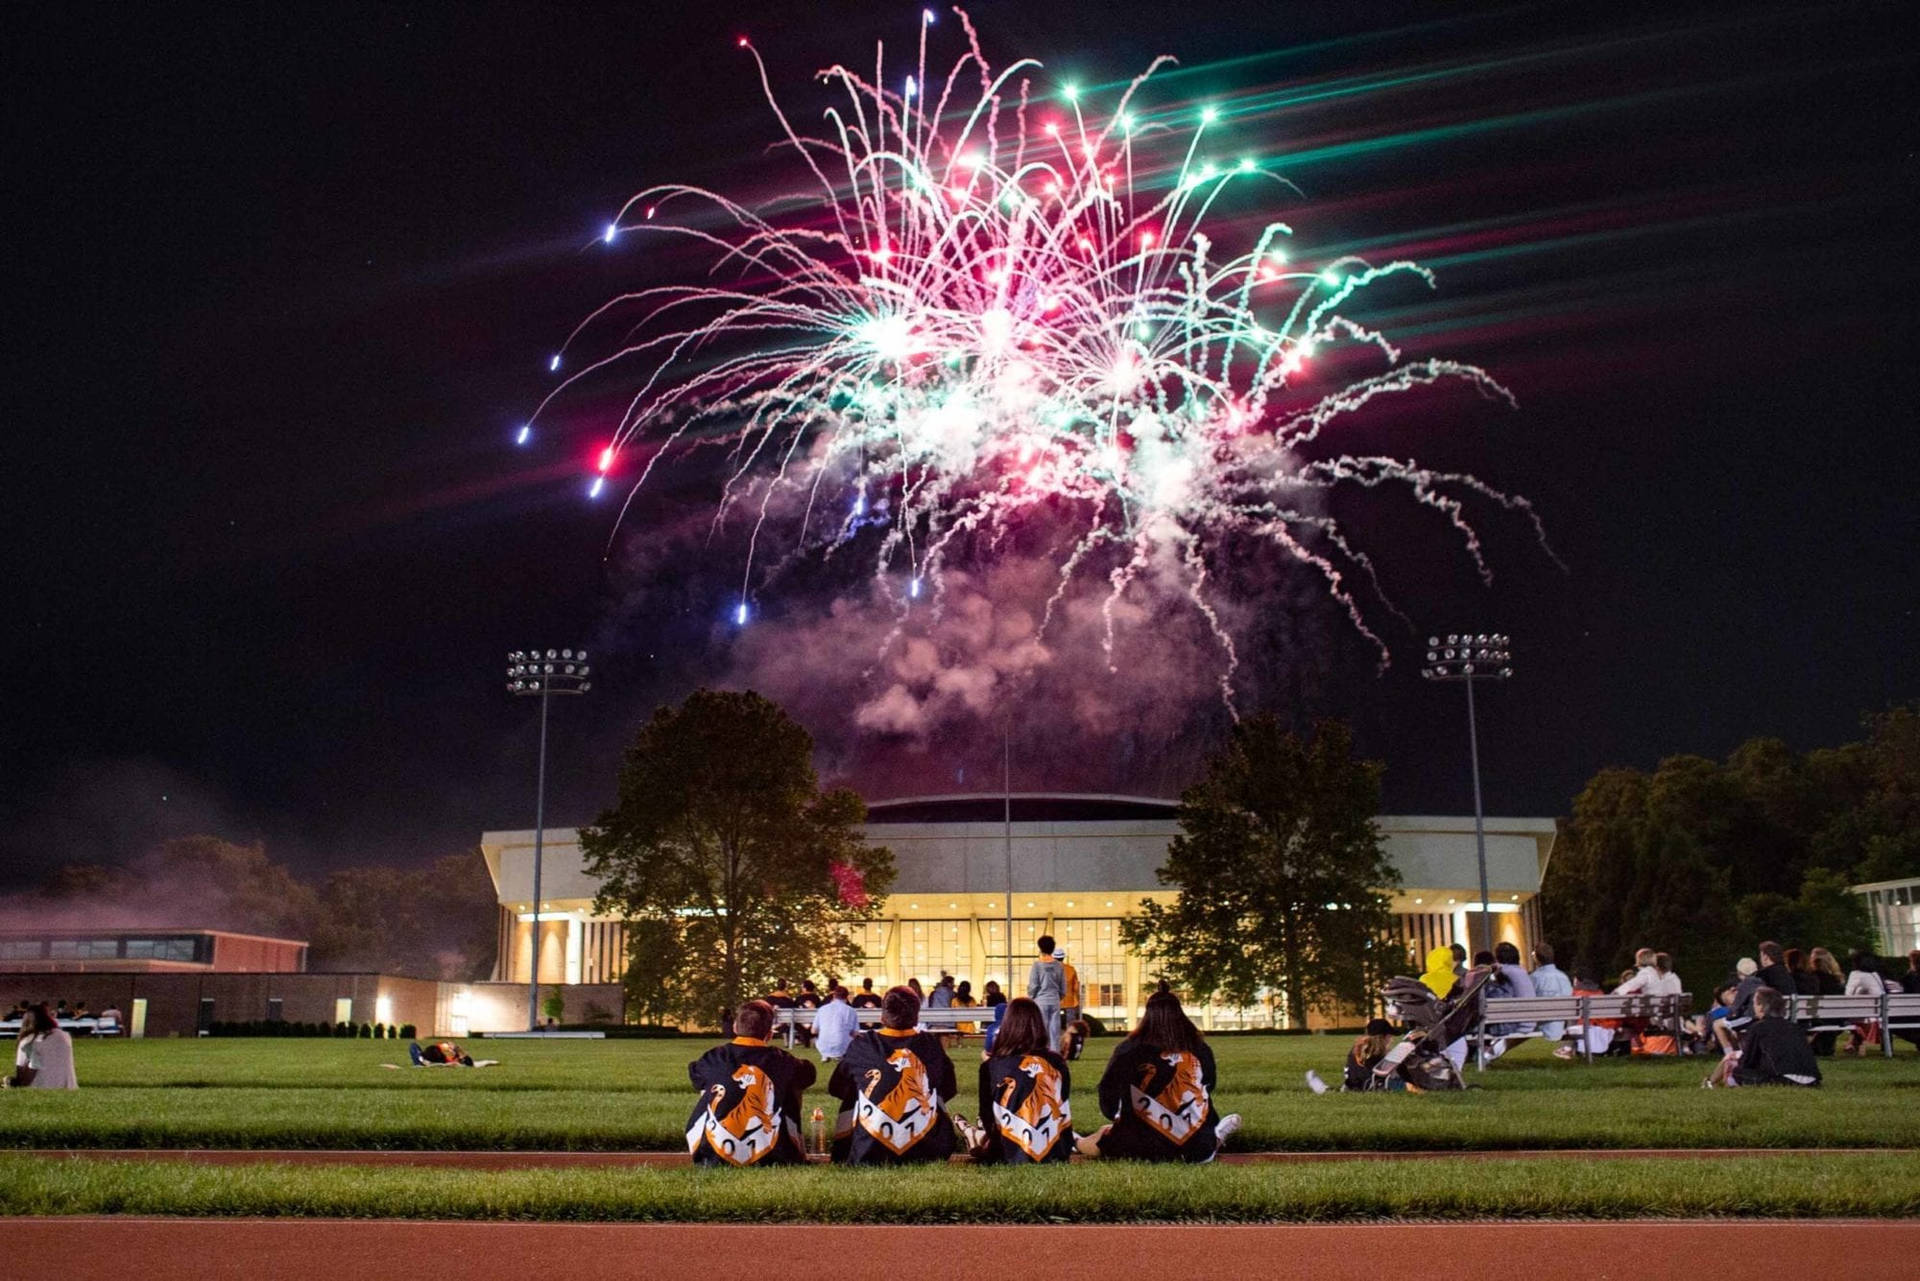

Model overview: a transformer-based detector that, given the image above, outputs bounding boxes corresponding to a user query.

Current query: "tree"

[308,852,497,980]
[580,689,894,1027]
[1121,717,1399,1027]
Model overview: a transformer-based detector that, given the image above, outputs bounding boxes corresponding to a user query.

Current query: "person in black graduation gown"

[827,985,957,1165]
[685,1000,816,1165]
[1075,991,1241,1163]
[957,997,1073,1163]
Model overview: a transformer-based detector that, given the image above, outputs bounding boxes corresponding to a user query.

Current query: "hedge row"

[205,1020,417,1039]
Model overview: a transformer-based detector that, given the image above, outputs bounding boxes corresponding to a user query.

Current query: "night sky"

[5,1,1914,889]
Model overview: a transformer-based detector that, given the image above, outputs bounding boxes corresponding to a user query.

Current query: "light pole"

[507,647,592,1032]
[1421,633,1512,960]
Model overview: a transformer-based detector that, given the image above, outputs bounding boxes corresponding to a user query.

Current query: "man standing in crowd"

[686,1000,815,1165]
[828,985,958,1165]
[1028,934,1066,1052]
[1058,948,1081,1033]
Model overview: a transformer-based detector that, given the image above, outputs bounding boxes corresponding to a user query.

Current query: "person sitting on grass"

[686,999,816,1166]
[954,997,1074,1164]
[1075,991,1241,1162]
[827,985,957,1165]
[1061,1017,1090,1062]
[1306,1017,1403,1094]
[5,1005,77,1089]
[1704,987,1821,1089]
[850,978,883,1010]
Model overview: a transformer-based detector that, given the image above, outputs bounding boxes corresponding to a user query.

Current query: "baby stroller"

[1368,968,1493,1092]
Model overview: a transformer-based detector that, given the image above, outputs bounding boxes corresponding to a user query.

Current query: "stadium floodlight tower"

[506,647,592,1032]
[1420,633,1513,959]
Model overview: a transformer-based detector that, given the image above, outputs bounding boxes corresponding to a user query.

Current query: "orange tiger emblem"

[855,1048,940,1154]
[992,1055,1070,1160]
[688,1064,783,1165]
[1129,1050,1209,1143]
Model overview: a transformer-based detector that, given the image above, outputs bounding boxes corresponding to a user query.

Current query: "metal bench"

[1476,993,1691,1066]
[1780,991,1920,1057]
[772,1006,985,1048]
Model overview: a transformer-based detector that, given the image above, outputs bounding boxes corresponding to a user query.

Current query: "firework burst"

[531,8,1545,702]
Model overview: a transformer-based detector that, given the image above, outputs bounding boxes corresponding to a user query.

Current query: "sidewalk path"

[15,1218,1920,1280]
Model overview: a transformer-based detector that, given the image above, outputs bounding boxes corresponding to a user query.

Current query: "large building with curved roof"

[478,793,1556,1029]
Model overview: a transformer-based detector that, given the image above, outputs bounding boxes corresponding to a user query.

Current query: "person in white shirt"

[812,985,860,1062]
[5,1005,78,1090]
[1650,952,1684,998]
[1528,942,1574,1043]
[1613,948,1660,996]
[1842,950,1888,1055]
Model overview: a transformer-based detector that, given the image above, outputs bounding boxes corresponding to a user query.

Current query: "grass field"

[2,1034,1916,1154]
[5,1036,1916,1222]
[5,1153,1916,1222]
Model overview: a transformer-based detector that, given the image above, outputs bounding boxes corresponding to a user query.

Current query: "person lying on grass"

[685,999,815,1166]
[827,985,958,1165]
[953,997,1073,1164]
[390,1041,500,1069]
[1075,991,1240,1162]
[1704,986,1821,1089]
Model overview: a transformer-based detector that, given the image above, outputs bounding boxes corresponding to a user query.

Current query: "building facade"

[480,794,1557,1029]
[0,928,308,974]
[1854,876,1920,958]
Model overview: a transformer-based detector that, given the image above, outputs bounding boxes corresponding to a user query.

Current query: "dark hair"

[830,986,849,1001]
[1908,950,1920,971]
[1450,943,1467,962]
[1783,947,1806,973]
[1758,940,1782,963]
[734,1000,775,1041]
[989,997,1053,1059]
[1128,991,1203,1055]
[1848,951,1876,973]
[1473,950,1495,967]
[1654,952,1672,975]
[907,977,923,995]
[955,981,972,999]
[1365,1017,1393,1037]
[1494,941,1521,966]
[881,985,920,1030]
[861,977,874,989]
[1533,942,1555,966]
[801,979,817,992]
[1752,985,1784,1018]
[1036,934,1056,955]
[18,1003,57,1041]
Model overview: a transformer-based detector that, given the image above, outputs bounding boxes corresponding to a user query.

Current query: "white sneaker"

[1304,1070,1328,1095]
[1214,1113,1243,1146]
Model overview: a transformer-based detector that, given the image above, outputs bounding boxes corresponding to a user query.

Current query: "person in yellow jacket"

[1057,947,1081,1037]
[1419,946,1459,998]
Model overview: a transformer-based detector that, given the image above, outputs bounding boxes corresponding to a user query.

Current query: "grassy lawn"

[4,1152,1916,1221]
[2,1035,1914,1153]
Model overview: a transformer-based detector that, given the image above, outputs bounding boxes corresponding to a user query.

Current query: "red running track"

[14,1218,1920,1281]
